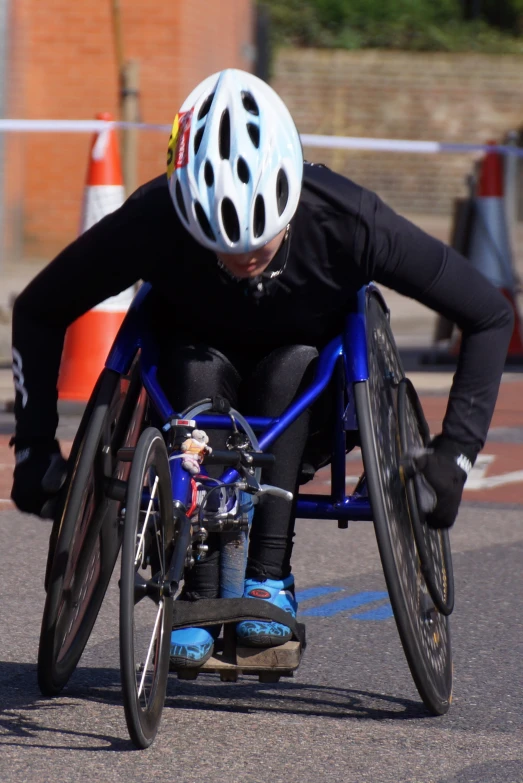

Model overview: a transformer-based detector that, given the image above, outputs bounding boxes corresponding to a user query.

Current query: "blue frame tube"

[298,496,373,521]
[331,356,347,505]
[105,283,152,375]
[193,415,273,431]
[343,286,369,383]
[170,456,193,509]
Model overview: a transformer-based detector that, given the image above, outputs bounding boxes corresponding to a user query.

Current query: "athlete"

[10,69,513,667]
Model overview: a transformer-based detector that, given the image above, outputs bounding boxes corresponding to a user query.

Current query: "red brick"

[6,0,254,259]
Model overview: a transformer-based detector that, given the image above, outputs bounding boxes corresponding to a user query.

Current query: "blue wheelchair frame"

[105,281,382,523]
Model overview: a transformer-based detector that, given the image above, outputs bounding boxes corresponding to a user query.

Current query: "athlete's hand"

[11,438,68,518]
[406,436,473,529]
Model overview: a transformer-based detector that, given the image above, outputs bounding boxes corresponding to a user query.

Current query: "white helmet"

[167,69,303,254]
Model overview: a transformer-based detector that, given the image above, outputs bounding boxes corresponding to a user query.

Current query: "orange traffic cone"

[451,141,523,359]
[58,113,135,401]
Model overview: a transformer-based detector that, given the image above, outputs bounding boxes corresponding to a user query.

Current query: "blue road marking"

[295,586,343,602]
[352,604,394,620]
[300,590,389,617]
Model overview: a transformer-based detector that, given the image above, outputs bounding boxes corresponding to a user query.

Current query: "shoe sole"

[237,632,292,648]
[169,646,214,669]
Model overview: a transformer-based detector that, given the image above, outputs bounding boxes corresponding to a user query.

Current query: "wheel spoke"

[135,475,159,567]
[153,508,165,577]
[137,599,164,700]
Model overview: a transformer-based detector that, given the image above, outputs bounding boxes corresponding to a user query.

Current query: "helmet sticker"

[167,109,194,177]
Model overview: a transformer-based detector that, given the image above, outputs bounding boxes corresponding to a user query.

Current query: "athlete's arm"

[12,181,160,442]
[359,190,514,460]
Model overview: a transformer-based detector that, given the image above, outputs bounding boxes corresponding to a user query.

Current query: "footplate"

[172,638,302,683]
[170,622,304,683]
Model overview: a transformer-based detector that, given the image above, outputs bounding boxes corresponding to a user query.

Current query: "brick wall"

[7,36,523,260]
[272,48,523,218]
[5,0,254,259]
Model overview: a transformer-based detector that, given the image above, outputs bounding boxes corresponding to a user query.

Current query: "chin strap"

[216,223,292,299]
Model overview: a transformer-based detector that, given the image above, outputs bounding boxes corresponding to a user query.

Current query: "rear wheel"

[38,363,145,696]
[356,291,452,715]
[120,427,174,749]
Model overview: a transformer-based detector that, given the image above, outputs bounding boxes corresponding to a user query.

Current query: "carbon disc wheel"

[356,290,452,716]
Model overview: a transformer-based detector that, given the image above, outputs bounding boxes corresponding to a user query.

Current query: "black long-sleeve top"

[12,162,514,458]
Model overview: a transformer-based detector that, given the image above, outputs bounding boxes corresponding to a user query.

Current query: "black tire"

[120,427,174,749]
[356,291,452,716]
[38,363,145,697]
[397,378,455,615]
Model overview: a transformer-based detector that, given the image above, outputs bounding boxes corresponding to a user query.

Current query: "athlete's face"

[215,228,287,279]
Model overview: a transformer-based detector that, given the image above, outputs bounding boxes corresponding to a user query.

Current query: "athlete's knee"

[254,345,318,397]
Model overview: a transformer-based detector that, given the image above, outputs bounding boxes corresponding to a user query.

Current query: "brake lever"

[236,476,293,502]
[255,484,294,502]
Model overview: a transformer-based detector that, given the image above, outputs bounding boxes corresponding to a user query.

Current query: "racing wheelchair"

[37,282,454,749]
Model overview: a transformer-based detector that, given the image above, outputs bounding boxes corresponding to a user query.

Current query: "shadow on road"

[161,678,432,722]
[0,653,434,751]
[0,661,132,751]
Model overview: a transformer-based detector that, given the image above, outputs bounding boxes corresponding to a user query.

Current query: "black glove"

[11,437,68,519]
[408,436,474,529]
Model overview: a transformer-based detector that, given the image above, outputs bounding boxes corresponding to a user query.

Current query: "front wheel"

[120,427,174,749]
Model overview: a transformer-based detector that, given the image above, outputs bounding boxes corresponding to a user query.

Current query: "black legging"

[157,339,320,597]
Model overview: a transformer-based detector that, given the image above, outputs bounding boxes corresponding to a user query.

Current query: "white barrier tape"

[300,134,441,154]
[300,134,523,157]
[1,118,523,157]
[0,119,172,133]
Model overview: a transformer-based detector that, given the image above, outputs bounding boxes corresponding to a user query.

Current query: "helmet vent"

[219,110,231,160]
[253,195,265,238]
[247,123,260,149]
[197,92,215,121]
[194,127,205,156]
[194,201,215,241]
[237,157,250,184]
[175,180,189,223]
[221,198,240,243]
[276,169,289,216]
[204,160,214,187]
[241,91,259,116]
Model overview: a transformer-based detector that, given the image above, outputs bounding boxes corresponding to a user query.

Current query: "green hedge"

[261,0,523,52]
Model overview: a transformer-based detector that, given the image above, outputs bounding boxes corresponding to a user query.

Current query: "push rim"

[397,378,455,616]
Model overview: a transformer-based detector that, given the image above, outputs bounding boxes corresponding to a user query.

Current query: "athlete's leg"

[158,339,244,665]
[241,344,319,581]
[157,339,243,600]
[237,345,320,647]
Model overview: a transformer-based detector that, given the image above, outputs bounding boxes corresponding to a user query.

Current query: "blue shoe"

[236,576,297,648]
[169,627,215,668]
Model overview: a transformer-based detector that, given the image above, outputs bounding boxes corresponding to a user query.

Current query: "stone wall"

[272,48,523,216]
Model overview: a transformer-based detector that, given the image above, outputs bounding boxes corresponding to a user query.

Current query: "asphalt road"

[0,492,521,782]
